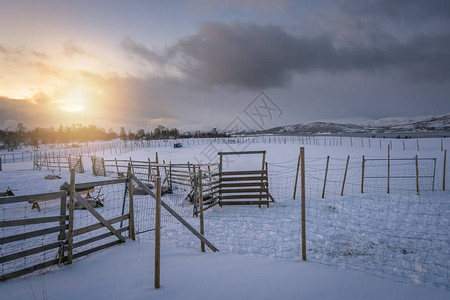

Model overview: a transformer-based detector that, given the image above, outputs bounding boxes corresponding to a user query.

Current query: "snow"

[1,241,449,300]
[1,136,450,299]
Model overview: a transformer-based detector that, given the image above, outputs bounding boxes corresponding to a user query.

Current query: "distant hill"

[239,114,450,135]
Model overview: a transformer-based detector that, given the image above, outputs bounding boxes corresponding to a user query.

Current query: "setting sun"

[54,89,90,112]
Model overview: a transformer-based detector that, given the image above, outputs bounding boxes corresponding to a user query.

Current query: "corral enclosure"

[1,136,449,289]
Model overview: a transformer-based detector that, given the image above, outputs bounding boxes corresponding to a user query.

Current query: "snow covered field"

[1,240,449,300]
[1,136,449,298]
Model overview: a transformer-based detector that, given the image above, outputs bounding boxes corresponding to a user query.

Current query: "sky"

[0,0,449,132]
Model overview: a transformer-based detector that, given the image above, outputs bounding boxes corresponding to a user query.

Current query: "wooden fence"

[33,153,84,173]
[188,167,221,217]
[218,151,274,207]
[1,167,220,285]
[98,153,159,182]
[0,174,131,282]
[0,190,68,281]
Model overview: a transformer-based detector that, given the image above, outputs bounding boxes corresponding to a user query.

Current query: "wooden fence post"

[415,155,419,195]
[441,138,443,152]
[127,166,135,241]
[300,147,306,261]
[91,156,97,176]
[169,161,173,189]
[387,146,390,194]
[416,140,420,151]
[293,151,301,199]
[0,157,2,171]
[361,155,365,193]
[59,194,67,241]
[322,156,330,199]
[341,155,350,196]
[67,168,75,264]
[58,192,67,265]
[155,152,160,177]
[260,151,266,208]
[443,149,447,191]
[199,170,205,252]
[147,158,152,182]
[155,176,161,289]
[102,157,106,177]
[57,154,61,171]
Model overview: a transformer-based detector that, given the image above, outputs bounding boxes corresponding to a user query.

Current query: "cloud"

[123,22,450,89]
[186,0,291,12]
[0,45,7,54]
[32,50,50,59]
[345,0,450,22]
[121,37,164,65]
[0,44,25,60]
[61,41,92,58]
[29,61,62,77]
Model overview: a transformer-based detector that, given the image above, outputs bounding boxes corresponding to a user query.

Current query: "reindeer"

[70,187,105,210]
[44,169,62,180]
[0,187,15,197]
[132,182,155,195]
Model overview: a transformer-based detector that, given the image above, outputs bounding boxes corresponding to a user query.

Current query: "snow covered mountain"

[244,114,450,135]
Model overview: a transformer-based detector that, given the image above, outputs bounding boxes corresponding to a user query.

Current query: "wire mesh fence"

[135,154,450,289]
[363,157,437,193]
[70,182,130,258]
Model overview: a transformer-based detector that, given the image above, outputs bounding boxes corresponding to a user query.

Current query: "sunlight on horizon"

[53,89,90,113]
[59,103,85,112]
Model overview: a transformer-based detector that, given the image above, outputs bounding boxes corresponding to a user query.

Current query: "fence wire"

[71,183,130,257]
[135,155,449,289]
[2,153,449,289]
[0,196,62,278]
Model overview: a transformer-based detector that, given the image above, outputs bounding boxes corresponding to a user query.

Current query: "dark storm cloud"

[346,0,450,21]
[123,22,450,89]
[121,38,165,65]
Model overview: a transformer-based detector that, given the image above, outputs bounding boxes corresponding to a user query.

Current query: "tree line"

[0,123,229,151]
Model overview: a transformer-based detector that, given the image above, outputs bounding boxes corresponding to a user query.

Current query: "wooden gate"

[218,151,274,207]
[0,174,132,282]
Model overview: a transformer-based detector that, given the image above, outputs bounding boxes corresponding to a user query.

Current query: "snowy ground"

[0,240,449,300]
[1,136,449,297]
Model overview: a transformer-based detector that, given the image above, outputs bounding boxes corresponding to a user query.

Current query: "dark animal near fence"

[0,187,14,197]
[71,198,104,210]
